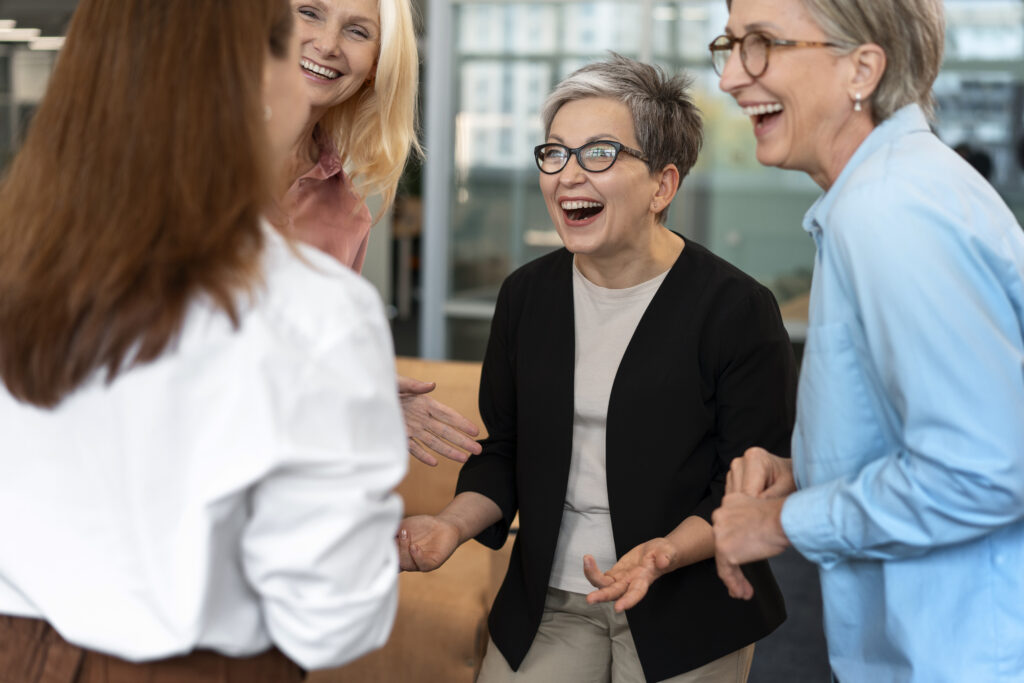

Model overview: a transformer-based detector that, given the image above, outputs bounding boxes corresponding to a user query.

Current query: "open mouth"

[300,58,341,81]
[561,200,605,223]
[743,103,784,128]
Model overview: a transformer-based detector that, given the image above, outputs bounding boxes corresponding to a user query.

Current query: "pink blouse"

[281,135,372,273]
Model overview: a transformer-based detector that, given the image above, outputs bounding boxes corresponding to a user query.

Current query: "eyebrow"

[305,0,380,28]
[724,20,783,36]
[548,133,622,145]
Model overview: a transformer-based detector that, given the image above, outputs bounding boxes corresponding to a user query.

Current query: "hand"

[396,515,461,572]
[712,493,789,600]
[399,375,482,467]
[582,538,677,612]
[726,447,796,498]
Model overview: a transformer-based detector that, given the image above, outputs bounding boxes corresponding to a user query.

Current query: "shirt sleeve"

[455,277,519,548]
[782,183,1024,567]
[692,286,798,522]
[240,293,407,670]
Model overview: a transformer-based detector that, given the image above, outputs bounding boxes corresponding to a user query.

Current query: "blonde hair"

[798,0,945,123]
[318,0,422,220]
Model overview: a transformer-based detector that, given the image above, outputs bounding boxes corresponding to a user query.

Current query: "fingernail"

[400,529,407,540]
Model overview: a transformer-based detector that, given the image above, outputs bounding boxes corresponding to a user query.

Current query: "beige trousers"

[478,587,754,683]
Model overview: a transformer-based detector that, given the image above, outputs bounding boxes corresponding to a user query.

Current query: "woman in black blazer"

[399,55,796,683]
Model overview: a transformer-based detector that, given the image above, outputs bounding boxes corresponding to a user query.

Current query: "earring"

[264,105,273,121]
[853,93,863,112]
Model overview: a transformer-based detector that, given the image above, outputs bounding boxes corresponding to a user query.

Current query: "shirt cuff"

[781,484,846,570]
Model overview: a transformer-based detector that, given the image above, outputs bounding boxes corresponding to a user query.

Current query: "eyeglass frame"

[533,140,648,175]
[707,32,844,79]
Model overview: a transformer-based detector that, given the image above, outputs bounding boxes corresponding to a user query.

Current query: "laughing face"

[718,0,857,186]
[292,0,380,118]
[540,97,665,265]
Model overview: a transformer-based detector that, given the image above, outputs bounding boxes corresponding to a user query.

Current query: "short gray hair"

[779,0,945,123]
[541,54,704,188]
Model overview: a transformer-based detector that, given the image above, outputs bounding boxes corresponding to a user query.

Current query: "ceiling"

[0,0,77,37]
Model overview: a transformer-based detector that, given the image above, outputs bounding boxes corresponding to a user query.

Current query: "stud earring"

[853,93,863,112]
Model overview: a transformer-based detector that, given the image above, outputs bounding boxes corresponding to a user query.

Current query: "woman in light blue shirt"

[708,0,1024,681]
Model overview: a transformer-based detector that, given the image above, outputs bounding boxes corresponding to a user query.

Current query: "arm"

[241,289,407,671]
[692,286,797,523]
[783,189,1024,568]
[454,278,521,548]
[398,374,482,466]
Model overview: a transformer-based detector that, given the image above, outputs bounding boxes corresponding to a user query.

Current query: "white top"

[0,224,407,670]
[549,260,668,594]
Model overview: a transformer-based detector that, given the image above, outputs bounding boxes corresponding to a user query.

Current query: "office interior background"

[2,2,1020,679]
[2,0,1023,361]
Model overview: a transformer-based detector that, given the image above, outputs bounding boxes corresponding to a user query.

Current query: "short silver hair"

[726,0,945,122]
[541,54,704,199]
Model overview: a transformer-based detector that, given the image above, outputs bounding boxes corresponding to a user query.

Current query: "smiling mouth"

[561,200,604,222]
[743,103,784,128]
[300,58,341,80]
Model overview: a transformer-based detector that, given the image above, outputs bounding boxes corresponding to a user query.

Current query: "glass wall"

[422,0,1024,360]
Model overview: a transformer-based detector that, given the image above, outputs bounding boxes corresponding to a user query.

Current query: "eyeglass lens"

[537,142,620,173]
[711,33,770,77]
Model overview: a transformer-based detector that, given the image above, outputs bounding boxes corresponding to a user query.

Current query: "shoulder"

[250,226,389,358]
[498,248,572,300]
[676,239,780,317]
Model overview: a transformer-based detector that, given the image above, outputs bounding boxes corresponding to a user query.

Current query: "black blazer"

[457,240,797,682]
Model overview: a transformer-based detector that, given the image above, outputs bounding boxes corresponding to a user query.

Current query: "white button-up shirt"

[0,225,407,670]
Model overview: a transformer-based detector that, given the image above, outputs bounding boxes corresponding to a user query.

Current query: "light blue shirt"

[781,104,1024,682]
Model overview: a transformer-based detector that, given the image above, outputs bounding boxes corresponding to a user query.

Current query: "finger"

[397,528,416,571]
[582,555,614,589]
[426,402,482,440]
[397,374,436,395]
[412,430,470,463]
[614,577,650,612]
[408,438,439,467]
[586,580,628,605]
[716,555,754,600]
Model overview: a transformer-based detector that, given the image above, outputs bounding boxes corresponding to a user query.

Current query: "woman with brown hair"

[0,0,406,680]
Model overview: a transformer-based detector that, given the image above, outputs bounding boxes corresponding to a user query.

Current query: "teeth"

[560,200,604,210]
[300,58,340,79]
[742,103,784,117]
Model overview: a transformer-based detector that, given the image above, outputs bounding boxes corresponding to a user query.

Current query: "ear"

[847,43,886,103]
[651,164,680,216]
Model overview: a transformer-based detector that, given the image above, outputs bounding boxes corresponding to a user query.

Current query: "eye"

[296,6,318,20]
[583,144,616,160]
[541,146,567,161]
[347,24,374,40]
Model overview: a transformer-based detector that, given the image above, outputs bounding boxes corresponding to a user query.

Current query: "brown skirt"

[0,615,305,683]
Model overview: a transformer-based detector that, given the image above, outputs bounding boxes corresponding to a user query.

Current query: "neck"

[283,112,325,189]
[812,113,876,191]
[575,224,684,289]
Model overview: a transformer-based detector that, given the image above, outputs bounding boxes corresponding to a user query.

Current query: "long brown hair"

[0,0,293,407]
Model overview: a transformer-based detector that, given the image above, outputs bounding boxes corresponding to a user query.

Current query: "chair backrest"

[395,357,486,516]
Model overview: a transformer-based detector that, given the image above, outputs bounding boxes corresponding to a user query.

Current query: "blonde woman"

[278,0,482,466]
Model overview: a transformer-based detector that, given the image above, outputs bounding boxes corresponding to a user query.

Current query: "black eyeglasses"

[708,32,843,79]
[534,140,647,174]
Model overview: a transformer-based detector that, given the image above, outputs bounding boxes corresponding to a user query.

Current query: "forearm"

[663,516,716,571]
[436,491,503,545]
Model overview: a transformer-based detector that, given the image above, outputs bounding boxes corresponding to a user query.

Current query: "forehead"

[725,0,819,35]
[548,97,637,146]
[304,0,380,22]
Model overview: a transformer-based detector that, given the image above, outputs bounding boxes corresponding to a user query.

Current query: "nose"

[557,153,588,186]
[311,26,342,58]
[718,45,752,94]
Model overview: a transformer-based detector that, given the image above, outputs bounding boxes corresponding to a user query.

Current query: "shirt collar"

[299,129,343,183]
[802,103,930,237]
